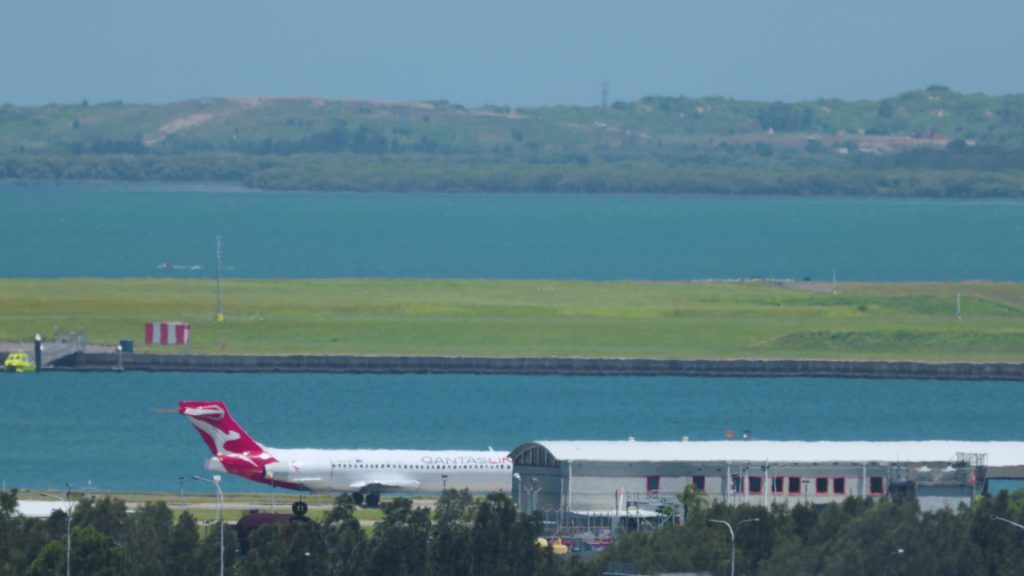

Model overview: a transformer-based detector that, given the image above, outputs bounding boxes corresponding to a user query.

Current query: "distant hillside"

[2,86,1024,197]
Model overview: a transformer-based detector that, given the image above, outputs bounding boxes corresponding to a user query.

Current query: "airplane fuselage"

[180,401,512,503]
[205,446,513,494]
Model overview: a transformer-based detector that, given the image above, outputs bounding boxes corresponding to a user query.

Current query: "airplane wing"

[350,479,421,491]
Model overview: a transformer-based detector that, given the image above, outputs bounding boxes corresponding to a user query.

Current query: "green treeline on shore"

[5,153,1024,197]
[6,488,1024,575]
[3,86,1024,196]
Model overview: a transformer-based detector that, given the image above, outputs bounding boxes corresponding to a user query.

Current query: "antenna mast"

[215,236,224,322]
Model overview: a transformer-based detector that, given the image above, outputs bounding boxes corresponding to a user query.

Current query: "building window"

[788,476,801,495]
[692,475,706,492]
[646,476,660,493]
[870,476,884,495]
[773,477,785,493]
[833,477,846,495]
[731,474,742,494]
[816,477,829,494]
[749,476,763,494]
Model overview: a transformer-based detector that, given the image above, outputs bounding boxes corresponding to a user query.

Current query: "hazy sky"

[3,0,1021,107]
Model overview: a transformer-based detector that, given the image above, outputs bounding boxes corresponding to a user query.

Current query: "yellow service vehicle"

[4,352,36,373]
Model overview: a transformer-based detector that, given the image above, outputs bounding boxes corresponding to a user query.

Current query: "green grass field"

[16,489,388,525]
[2,278,1023,362]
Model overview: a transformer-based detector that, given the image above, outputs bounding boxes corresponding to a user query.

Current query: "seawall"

[53,352,1024,380]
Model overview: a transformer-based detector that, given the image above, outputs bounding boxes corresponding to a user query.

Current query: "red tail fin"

[179,401,277,479]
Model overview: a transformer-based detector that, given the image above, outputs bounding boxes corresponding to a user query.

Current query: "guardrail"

[40,331,87,367]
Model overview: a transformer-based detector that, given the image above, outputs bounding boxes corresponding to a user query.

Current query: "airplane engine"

[205,457,227,474]
[263,461,292,482]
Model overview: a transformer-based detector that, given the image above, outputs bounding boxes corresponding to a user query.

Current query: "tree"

[282,521,329,576]
[194,520,238,576]
[323,493,367,576]
[126,502,175,576]
[73,497,128,544]
[757,102,814,132]
[470,493,541,576]
[235,523,288,576]
[27,541,64,576]
[430,489,474,576]
[70,525,122,576]
[0,489,29,574]
[677,484,707,525]
[169,511,200,575]
[365,498,431,576]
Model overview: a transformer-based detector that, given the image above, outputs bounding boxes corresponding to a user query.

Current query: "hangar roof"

[510,440,1024,467]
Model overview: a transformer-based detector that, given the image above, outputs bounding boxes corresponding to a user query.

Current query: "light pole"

[991,515,1024,531]
[41,484,74,576]
[708,517,760,576]
[194,474,224,576]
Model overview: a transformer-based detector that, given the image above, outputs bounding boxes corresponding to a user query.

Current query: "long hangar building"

[510,439,1024,522]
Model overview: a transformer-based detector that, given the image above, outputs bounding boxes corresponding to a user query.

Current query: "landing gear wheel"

[366,492,381,507]
[352,492,364,506]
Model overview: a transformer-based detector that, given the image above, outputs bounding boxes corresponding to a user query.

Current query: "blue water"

[3,180,1024,281]
[3,372,1023,493]
[4,181,1024,494]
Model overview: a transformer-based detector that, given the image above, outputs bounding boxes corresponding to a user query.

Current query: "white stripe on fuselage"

[263,447,513,493]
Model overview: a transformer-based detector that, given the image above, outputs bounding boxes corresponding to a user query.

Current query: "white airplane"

[179,401,512,506]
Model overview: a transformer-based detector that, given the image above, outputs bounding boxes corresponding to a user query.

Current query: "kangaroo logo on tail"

[179,401,277,480]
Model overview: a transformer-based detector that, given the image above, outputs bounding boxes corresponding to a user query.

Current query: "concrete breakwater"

[55,352,1024,380]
